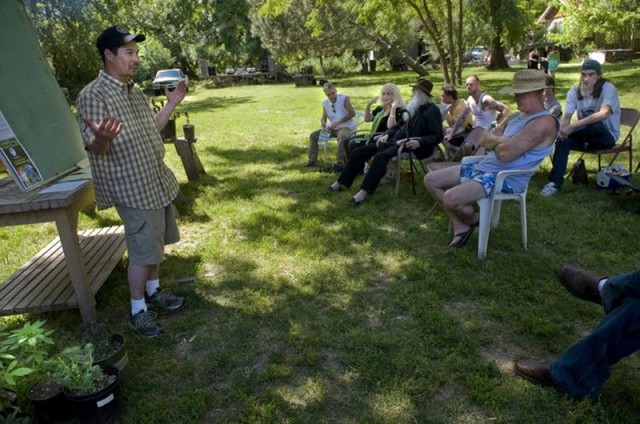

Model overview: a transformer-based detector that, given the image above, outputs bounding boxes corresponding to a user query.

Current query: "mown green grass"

[2,60,640,423]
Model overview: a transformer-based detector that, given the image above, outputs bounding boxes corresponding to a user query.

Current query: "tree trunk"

[455,0,463,86]
[373,34,428,76]
[487,34,509,69]
[486,0,510,70]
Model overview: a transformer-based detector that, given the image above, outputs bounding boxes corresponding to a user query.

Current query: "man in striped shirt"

[77,25,186,338]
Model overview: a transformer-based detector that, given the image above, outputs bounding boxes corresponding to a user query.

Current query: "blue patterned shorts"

[460,162,513,196]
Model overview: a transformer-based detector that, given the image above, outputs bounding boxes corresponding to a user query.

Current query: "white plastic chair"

[461,156,541,259]
[319,111,365,162]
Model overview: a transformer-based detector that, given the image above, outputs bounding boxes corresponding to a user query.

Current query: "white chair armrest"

[461,155,484,165]
[494,165,540,194]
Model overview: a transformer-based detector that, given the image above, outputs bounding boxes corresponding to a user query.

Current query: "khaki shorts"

[115,204,180,266]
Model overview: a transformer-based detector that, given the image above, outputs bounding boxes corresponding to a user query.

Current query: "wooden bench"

[0,226,126,316]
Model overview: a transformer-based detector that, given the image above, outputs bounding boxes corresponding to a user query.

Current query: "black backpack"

[571,159,588,185]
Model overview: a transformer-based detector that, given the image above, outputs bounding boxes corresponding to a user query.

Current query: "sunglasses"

[331,103,336,113]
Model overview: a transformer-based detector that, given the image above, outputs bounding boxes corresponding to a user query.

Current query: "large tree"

[551,0,640,51]
[250,0,373,74]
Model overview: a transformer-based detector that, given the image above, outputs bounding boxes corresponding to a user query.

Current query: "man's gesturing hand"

[82,116,123,154]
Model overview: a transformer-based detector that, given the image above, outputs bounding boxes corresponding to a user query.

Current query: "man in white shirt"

[306,82,356,172]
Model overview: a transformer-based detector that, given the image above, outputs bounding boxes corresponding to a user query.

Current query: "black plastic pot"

[28,379,70,423]
[183,124,195,141]
[93,333,128,372]
[64,366,120,424]
[163,119,177,141]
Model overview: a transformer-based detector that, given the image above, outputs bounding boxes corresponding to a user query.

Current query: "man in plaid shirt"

[77,25,186,337]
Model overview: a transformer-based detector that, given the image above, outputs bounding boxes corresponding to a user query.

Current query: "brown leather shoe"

[514,360,554,386]
[560,265,603,305]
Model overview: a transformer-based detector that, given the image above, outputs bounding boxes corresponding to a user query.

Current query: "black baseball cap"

[96,25,145,53]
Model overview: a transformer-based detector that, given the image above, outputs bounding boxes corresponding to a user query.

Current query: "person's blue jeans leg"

[550,270,640,399]
[601,270,640,314]
[547,122,616,188]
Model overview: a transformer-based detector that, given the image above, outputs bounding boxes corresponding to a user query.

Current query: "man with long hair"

[541,59,620,196]
[329,79,443,205]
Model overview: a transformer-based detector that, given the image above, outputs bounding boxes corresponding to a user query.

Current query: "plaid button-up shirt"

[77,71,179,210]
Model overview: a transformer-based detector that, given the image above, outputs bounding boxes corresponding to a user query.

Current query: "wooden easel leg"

[54,208,97,324]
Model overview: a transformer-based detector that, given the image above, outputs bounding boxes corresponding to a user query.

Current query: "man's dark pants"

[550,270,640,399]
[547,121,615,188]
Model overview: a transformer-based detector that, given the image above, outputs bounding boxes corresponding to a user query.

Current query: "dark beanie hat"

[581,59,602,74]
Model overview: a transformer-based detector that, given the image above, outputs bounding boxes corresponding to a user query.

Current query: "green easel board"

[0,0,87,189]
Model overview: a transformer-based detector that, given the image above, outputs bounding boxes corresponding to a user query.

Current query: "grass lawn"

[2,61,640,423]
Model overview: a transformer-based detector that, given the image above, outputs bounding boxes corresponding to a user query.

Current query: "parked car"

[464,46,489,62]
[152,69,188,95]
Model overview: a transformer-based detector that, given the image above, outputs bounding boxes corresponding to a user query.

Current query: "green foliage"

[554,0,640,49]
[47,344,104,396]
[137,38,174,83]
[0,320,54,411]
[1,320,54,371]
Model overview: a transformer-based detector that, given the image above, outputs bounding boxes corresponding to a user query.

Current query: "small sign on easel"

[0,110,43,191]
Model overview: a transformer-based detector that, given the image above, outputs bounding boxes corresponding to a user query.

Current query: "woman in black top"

[345,83,406,157]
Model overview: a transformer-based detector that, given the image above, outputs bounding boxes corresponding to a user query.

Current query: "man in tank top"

[424,70,558,248]
[306,82,356,172]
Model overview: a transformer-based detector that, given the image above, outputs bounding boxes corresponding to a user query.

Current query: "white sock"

[131,298,147,315]
[146,279,160,297]
[597,278,608,296]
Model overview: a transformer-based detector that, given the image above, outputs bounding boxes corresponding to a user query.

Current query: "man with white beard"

[541,59,620,196]
[329,79,443,205]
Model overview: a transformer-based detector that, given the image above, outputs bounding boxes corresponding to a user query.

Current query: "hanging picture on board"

[0,110,43,191]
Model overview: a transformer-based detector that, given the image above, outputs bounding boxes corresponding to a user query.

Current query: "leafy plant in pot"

[1,320,54,419]
[47,344,120,422]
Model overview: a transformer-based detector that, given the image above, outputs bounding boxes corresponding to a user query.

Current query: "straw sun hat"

[498,69,547,94]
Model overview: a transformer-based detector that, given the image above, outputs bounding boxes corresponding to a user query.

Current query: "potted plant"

[152,98,179,141]
[182,108,195,141]
[1,320,54,420]
[47,344,120,422]
[27,378,68,423]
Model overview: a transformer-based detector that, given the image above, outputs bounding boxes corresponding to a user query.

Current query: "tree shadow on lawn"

[190,250,486,421]
[180,95,256,114]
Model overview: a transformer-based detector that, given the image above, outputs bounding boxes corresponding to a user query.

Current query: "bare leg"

[128,264,159,300]
[424,165,484,245]
[442,181,484,240]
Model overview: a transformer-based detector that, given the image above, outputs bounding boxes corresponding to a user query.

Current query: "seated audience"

[439,84,474,159]
[541,59,620,196]
[329,78,443,205]
[346,83,406,156]
[445,75,511,157]
[515,264,640,400]
[306,82,356,172]
[424,70,557,248]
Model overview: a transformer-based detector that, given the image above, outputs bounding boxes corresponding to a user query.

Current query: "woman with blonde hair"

[345,83,406,156]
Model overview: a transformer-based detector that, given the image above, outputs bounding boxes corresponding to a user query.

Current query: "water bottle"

[318,128,330,143]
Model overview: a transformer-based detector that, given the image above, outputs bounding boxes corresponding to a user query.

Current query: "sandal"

[452,222,478,248]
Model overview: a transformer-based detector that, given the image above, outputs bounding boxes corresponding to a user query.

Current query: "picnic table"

[0,176,126,324]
